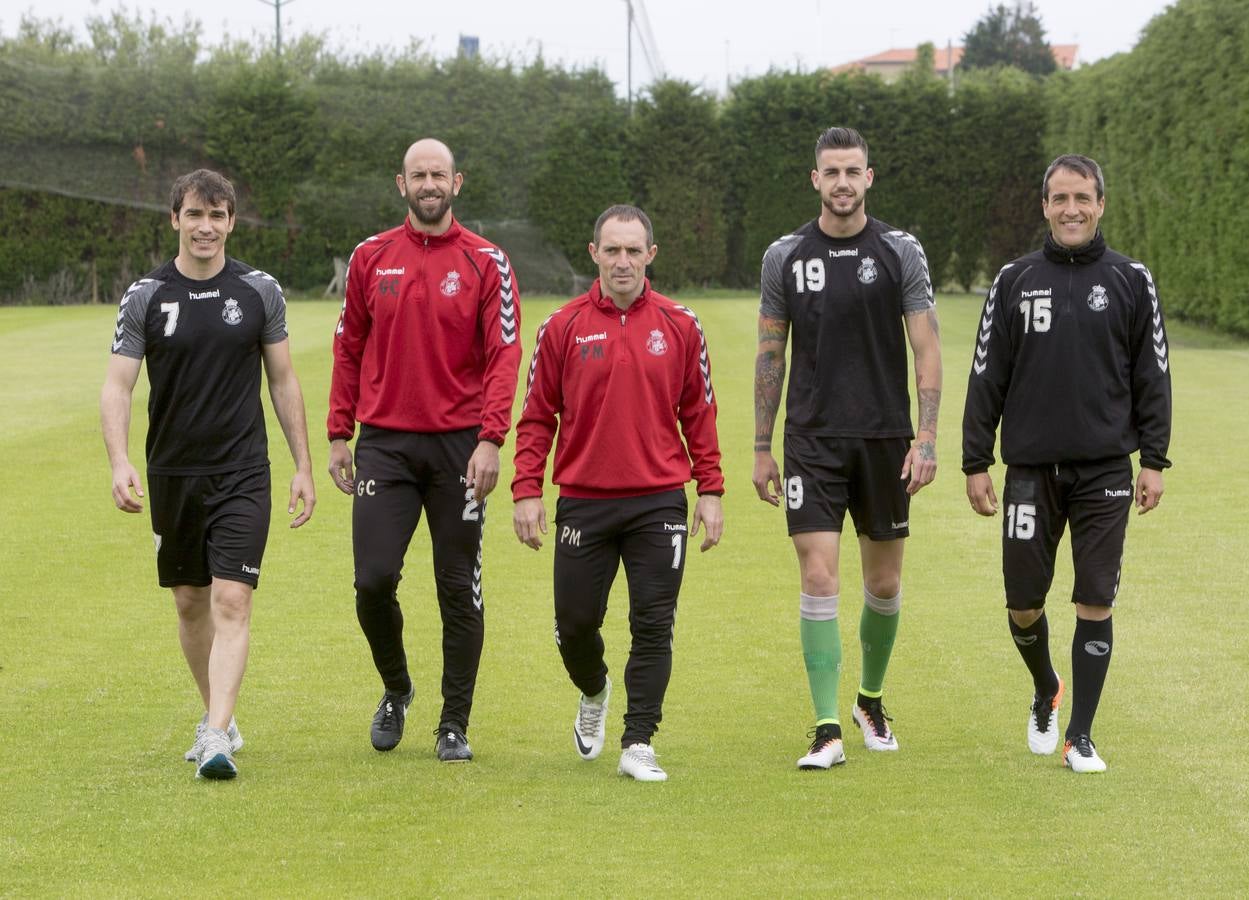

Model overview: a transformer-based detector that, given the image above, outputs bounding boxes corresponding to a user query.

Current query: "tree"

[630,81,727,290]
[961,2,1058,76]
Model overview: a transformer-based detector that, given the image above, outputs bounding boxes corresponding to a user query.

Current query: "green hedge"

[1045,0,1249,333]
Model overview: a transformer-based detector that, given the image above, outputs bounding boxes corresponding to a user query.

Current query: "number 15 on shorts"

[1006,502,1036,540]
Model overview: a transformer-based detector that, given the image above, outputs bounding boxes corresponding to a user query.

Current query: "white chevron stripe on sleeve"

[674,305,714,405]
[1130,263,1168,373]
[478,247,517,345]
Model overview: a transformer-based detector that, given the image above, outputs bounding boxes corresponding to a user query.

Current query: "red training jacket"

[328,217,521,445]
[512,279,723,500]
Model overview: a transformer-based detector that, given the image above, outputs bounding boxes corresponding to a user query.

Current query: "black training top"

[111,257,288,475]
[962,231,1172,473]
[759,216,934,439]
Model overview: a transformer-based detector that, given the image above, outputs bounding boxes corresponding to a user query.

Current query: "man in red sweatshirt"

[512,205,724,782]
[328,138,521,761]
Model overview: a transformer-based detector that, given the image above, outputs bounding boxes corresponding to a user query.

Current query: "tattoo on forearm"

[754,351,785,446]
[917,387,940,435]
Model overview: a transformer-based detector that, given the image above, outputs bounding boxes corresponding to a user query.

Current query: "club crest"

[646,329,668,356]
[857,257,878,284]
[1087,284,1109,311]
[440,270,462,297]
[221,298,242,325]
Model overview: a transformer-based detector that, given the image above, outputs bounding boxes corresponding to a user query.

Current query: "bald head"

[396,138,463,234]
[402,138,456,176]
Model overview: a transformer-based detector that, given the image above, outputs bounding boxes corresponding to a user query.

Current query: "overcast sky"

[5,0,1174,93]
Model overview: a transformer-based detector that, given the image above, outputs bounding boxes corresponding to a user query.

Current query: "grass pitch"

[1,293,1247,896]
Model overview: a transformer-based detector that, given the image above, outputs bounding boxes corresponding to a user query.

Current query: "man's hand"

[329,439,355,495]
[966,472,999,516]
[513,497,547,550]
[1135,467,1164,514]
[466,441,500,504]
[288,469,316,527]
[752,451,783,506]
[690,494,723,552]
[111,461,144,513]
[900,436,937,495]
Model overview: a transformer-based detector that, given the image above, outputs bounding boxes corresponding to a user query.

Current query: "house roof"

[831,43,1078,73]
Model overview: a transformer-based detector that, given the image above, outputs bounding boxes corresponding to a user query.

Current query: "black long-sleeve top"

[962,232,1172,473]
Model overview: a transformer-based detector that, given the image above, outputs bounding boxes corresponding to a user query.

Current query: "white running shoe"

[618,743,667,782]
[852,702,899,751]
[574,678,611,761]
[797,726,846,770]
[195,727,238,780]
[185,715,243,761]
[1063,734,1107,774]
[1027,678,1065,755]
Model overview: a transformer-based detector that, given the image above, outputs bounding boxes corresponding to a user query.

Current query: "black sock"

[1067,616,1113,739]
[1008,612,1060,697]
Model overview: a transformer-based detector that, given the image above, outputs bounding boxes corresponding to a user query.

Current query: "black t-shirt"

[111,257,288,475]
[759,216,934,438]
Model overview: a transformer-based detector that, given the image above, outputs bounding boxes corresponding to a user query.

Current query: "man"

[753,127,942,770]
[328,138,521,762]
[101,168,316,781]
[962,154,1171,774]
[512,205,723,783]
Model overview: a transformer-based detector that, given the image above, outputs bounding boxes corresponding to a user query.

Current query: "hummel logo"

[1014,635,1038,646]
[1084,640,1110,656]
[1104,488,1131,497]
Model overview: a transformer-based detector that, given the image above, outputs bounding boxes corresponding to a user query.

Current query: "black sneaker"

[434,726,474,763]
[370,687,414,751]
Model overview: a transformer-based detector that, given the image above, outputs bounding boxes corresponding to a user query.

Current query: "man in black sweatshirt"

[962,154,1171,774]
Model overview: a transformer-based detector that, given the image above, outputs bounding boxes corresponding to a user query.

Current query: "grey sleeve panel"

[242,269,290,343]
[110,277,162,358]
[883,230,935,314]
[759,234,799,320]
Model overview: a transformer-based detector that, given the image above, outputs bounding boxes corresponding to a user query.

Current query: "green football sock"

[859,593,900,695]
[800,594,842,724]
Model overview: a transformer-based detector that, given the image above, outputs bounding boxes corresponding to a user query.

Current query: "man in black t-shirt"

[753,127,942,770]
[101,169,316,780]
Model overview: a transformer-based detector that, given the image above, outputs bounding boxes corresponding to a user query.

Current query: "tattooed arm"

[752,313,789,505]
[902,307,942,495]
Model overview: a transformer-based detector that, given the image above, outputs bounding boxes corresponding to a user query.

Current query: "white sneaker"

[1027,678,1065,755]
[618,743,667,782]
[797,726,846,770]
[185,715,243,761]
[1063,734,1107,773]
[574,678,611,760]
[852,702,899,751]
[195,727,238,780]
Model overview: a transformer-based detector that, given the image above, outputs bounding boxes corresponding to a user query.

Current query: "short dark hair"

[170,169,236,217]
[593,204,654,245]
[814,126,869,166]
[1042,154,1105,201]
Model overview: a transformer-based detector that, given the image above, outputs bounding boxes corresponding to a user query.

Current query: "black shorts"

[1001,458,1133,610]
[783,434,911,540]
[148,465,271,589]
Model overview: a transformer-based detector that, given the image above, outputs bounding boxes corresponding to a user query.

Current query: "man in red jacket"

[512,205,724,782]
[328,138,521,761]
